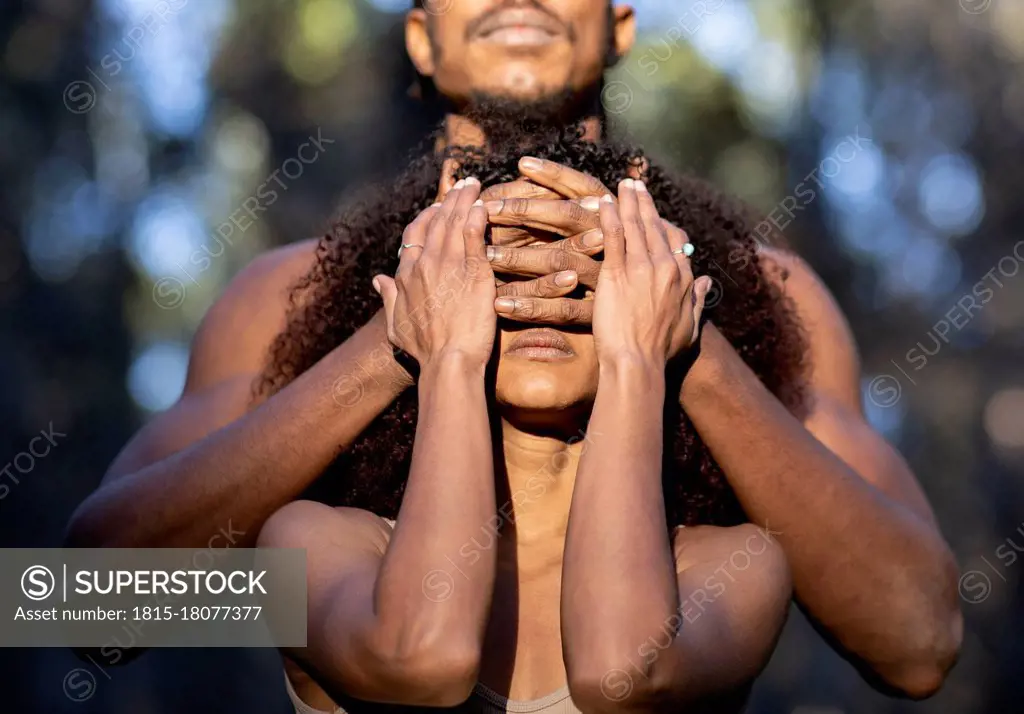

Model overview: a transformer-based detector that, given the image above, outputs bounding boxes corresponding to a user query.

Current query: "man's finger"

[435,157,460,203]
[486,246,600,288]
[497,271,578,299]
[485,198,600,236]
[490,226,558,248]
[481,179,560,202]
[554,228,604,256]
[494,296,594,325]
[372,275,398,336]
[518,157,611,199]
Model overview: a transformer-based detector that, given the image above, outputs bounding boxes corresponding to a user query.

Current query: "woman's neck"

[494,418,587,556]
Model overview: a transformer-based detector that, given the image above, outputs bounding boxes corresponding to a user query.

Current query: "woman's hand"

[373,178,496,373]
[593,178,712,367]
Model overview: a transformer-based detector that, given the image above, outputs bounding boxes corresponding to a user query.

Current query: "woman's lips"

[504,328,575,360]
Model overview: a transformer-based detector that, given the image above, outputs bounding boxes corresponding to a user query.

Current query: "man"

[67,0,961,700]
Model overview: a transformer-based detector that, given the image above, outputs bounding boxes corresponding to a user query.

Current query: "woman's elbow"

[366,635,481,707]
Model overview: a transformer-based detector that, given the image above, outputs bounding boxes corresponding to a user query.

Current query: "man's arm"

[65,239,411,549]
[679,248,962,698]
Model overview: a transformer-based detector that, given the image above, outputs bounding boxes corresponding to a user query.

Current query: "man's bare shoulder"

[757,245,861,408]
[185,238,321,391]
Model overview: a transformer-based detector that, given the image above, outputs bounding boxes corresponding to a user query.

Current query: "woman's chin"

[494,374,595,415]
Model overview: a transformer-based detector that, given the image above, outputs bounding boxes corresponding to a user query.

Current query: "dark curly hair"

[258,121,808,528]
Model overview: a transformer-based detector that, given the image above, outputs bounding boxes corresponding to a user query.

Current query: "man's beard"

[458,84,603,151]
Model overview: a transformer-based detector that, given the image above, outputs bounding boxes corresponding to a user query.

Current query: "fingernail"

[579,196,601,211]
[520,157,543,170]
[464,177,479,186]
[454,179,466,189]
[622,178,635,190]
[473,199,484,206]
[555,271,577,287]
[635,180,647,193]
[495,298,516,314]
[697,278,711,303]
[485,200,504,213]
[486,246,499,261]
[582,230,604,247]
[601,194,614,203]
[430,202,442,208]
[372,277,381,294]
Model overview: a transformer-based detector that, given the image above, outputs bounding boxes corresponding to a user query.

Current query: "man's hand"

[490,240,602,325]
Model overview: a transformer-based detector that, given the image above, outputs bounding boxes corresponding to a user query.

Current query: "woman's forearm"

[562,358,681,679]
[373,352,497,660]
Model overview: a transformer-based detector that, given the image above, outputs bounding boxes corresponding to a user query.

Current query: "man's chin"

[459,85,594,146]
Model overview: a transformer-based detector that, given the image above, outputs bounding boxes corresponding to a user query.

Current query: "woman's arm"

[261,178,500,707]
[562,362,789,713]
[261,355,494,706]
[562,179,787,713]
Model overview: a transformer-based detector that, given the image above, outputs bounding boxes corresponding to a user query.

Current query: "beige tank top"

[284,673,580,714]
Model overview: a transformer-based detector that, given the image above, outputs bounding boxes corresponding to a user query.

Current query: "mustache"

[464,0,575,42]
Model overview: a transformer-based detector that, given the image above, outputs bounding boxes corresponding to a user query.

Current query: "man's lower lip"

[504,346,575,360]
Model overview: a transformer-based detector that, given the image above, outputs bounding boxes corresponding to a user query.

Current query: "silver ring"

[672,244,694,257]
[397,243,424,258]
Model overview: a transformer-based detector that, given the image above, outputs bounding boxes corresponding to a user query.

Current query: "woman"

[258,133,805,713]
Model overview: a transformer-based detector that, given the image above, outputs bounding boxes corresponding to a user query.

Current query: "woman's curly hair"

[258,122,808,528]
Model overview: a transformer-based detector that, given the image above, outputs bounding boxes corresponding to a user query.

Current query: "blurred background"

[1,0,1022,712]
